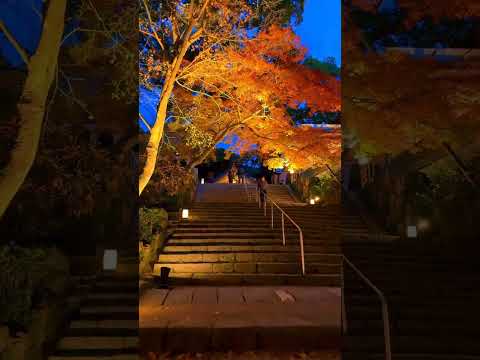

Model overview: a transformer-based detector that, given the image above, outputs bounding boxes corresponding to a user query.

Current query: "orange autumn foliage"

[170,26,341,171]
[343,1,480,158]
[351,0,480,24]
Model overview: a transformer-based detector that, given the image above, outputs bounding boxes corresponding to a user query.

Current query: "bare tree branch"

[140,113,152,132]
[0,20,30,68]
[141,0,165,51]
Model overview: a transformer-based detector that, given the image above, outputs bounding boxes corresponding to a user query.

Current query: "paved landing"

[145,351,340,359]
[139,286,341,353]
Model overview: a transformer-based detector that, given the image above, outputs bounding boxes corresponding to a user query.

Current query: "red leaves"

[170,24,341,172]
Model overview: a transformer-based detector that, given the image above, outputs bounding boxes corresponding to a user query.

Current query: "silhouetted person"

[238,166,245,184]
[257,176,268,206]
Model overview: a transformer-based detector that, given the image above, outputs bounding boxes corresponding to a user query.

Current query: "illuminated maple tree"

[160,25,341,177]
[139,0,318,194]
[343,0,480,159]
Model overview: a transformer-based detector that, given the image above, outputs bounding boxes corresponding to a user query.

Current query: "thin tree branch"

[140,113,152,132]
[141,0,165,51]
[0,20,30,68]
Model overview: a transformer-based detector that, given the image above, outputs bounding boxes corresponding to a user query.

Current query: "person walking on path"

[238,166,246,184]
[257,175,268,206]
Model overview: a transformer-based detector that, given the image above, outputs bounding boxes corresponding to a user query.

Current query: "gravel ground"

[144,351,340,360]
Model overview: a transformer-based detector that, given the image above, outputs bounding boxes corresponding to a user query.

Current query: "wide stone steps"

[265,185,299,205]
[157,191,353,285]
[172,227,351,233]
[50,355,138,360]
[49,274,138,360]
[346,319,478,336]
[167,236,338,242]
[195,184,252,202]
[342,354,480,360]
[158,252,341,263]
[154,261,341,275]
[344,335,480,354]
[160,273,341,286]
[163,244,340,253]
[343,240,480,359]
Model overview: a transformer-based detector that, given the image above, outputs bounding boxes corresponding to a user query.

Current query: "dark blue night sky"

[295,0,341,65]
[139,1,342,133]
[0,1,340,133]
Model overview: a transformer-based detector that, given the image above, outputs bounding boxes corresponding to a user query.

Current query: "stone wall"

[0,293,73,360]
[139,208,169,277]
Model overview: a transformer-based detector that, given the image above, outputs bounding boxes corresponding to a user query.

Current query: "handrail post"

[299,231,305,275]
[281,212,286,246]
[271,202,274,229]
[382,301,392,360]
[264,196,267,216]
[341,258,348,334]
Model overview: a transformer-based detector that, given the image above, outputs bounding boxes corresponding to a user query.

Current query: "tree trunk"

[138,0,211,195]
[138,79,171,195]
[0,0,67,219]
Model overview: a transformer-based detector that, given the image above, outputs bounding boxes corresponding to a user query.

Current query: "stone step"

[154,262,341,275]
[346,303,480,318]
[50,355,138,360]
[82,294,138,306]
[177,219,363,227]
[70,320,138,330]
[67,327,138,337]
[344,335,480,354]
[173,226,352,232]
[56,336,138,351]
[175,222,341,227]
[346,319,477,335]
[170,235,342,242]
[86,293,137,300]
[342,354,480,360]
[346,293,480,304]
[158,252,342,264]
[80,306,138,315]
[93,282,138,292]
[166,273,341,286]
[163,244,341,252]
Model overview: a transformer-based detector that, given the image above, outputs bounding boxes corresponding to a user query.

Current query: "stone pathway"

[144,350,340,359]
[140,286,341,353]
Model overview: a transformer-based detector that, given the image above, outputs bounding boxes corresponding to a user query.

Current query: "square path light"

[103,249,118,271]
[407,226,417,238]
[182,209,189,219]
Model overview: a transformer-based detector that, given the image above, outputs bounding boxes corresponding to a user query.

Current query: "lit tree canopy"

[166,25,341,171]
[139,0,339,193]
[343,0,480,159]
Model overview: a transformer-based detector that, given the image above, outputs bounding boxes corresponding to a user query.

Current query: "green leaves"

[139,207,168,244]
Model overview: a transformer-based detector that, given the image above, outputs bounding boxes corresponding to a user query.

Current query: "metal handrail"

[243,179,254,202]
[342,255,392,360]
[258,188,306,275]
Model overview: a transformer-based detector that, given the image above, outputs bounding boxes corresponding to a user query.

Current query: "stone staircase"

[154,183,383,286]
[265,184,300,205]
[342,241,480,359]
[154,200,344,285]
[195,184,254,203]
[49,271,138,360]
